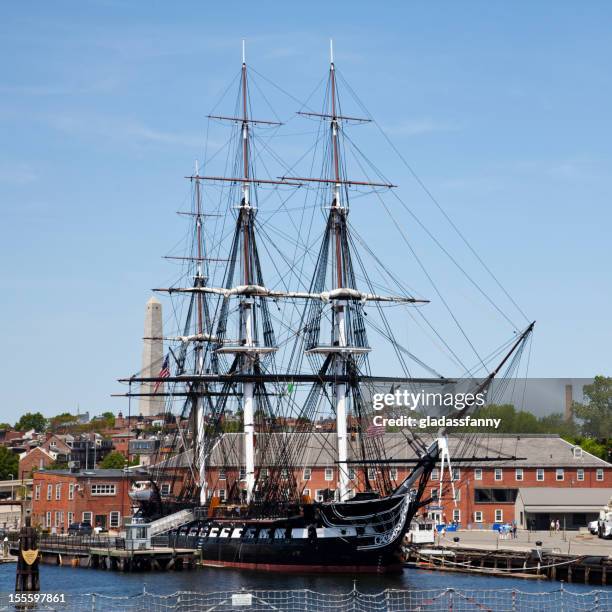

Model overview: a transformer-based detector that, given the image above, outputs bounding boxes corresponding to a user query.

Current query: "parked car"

[67,522,93,536]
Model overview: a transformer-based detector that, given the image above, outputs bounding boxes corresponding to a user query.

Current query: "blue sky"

[1,2,611,421]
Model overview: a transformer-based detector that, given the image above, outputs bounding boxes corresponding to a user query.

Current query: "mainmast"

[329,41,350,503]
[239,41,256,503]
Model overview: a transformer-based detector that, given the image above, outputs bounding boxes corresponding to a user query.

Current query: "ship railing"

[147,508,195,536]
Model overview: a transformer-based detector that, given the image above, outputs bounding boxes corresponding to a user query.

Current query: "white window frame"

[55,483,61,500]
[303,467,312,481]
[239,467,246,481]
[67,511,74,525]
[474,468,483,481]
[82,511,92,524]
[536,468,544,482]
[218,489,227,502]
[47,484,52,500]
[495,509,503,522]
[160,483,171,496]
[452,509,461,523]
[348,466,355,480]
[430,488,439,500]
[474,511,483,523]
[596,468,604,481]
[109,512,121,528]
[68,483,75,500]
[302,488,311,498]
[324,467,334,482]
[452,488,461,502]
[515,468,523,481]
[34,484,40,500]
[218,468,226,480]
[45,511,51,528]
[494,468,503,482]
[452,467,460,480]
[367,468,376,480]
[431,467,439,481]
[91,484,117,496]
[556,468,564,481]
[577,468,584,482]
[390,468,398,481]
[315,489,324,502]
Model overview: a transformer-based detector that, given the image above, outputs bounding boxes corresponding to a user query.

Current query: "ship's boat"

[118,42,534,573]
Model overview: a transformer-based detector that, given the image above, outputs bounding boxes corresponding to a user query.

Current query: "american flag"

[153,354,170,393]
[366,423,385,437]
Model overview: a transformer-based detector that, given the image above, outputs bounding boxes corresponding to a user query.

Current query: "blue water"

[1,563,609,596]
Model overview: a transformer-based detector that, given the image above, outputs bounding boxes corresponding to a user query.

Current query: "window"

[68,483,75,500]
[55,484,62,500]
[91,484,116,496]
[494,468,503,481]
[303,468,311,481]
[47,484,52,500]
[109,512,121,528]
[348,467,355,480]
[324,467,334,482]
[452,489,461,502]
[367,468,376,480]
[82,511,92,524]
[45,512,51,528]
[259,468,269,479]
[315,489,324,502]
[596,468,604,482]
[474,488,518,503]
[218,489,227,501]
[573,446,583,458]
[474,468,483,481]
[390,468,398,481]
[281,468,289,480]
[218,468,226,480]
[430,488,439,500]
[34,485,40,501]
[452,509,461,523]
[239,467,246,481]
[474,511,483,523]
[160,483,171,496]
[515,468,523,482]
[67,512,74,525]
[452,468,460,480]
[55,511,63,527]
[556,468,564,481]
[495,509,503,522]
[431,468,439,481]
[302,488,311,498]
[577,469,584,482]
[536,468,544,482]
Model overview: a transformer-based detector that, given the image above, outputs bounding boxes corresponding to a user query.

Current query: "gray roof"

[152,433,611,469]
[40,469,134,479]
[518,487,612,509]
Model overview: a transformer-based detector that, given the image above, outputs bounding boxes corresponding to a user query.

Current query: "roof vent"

[573,446,583,458]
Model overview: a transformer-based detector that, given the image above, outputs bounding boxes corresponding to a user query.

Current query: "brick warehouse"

[31,469,132,533]
[157,433,612,530]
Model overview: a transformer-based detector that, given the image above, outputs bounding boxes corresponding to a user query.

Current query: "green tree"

[100,412,116,428]
[99,451,126,469]
[48,412,77,432]
[0,446,18,480]
[572,376,612,440]
[15,412,47,432]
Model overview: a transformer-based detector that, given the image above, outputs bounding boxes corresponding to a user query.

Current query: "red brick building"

[31,469,132,533]
[157,433,611,530]
[18,447,56,480]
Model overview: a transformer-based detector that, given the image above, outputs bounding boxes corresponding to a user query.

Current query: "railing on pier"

[0,586,609,611]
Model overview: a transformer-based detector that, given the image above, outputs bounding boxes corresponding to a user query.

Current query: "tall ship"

[118,43,534,573]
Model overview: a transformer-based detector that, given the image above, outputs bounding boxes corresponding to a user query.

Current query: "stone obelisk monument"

[139,296,164,417]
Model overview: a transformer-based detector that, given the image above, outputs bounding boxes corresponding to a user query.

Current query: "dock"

[9,534,197,572]
[405,529,612,585]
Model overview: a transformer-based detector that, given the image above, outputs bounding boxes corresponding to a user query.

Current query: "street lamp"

[9,474,13,500]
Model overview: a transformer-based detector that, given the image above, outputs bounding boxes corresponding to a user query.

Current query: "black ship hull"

[173,496,418,574]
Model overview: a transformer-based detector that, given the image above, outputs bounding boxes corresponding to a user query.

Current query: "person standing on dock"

[550,519,555,536]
